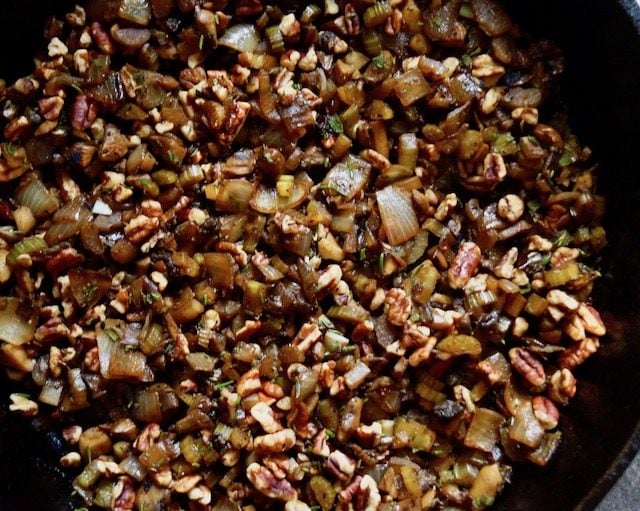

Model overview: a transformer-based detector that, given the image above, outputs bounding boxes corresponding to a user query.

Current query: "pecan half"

[509,348,546,388]
[246,463,298,502]
[448,241,481,289]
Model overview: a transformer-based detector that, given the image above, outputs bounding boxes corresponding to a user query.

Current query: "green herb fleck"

[327,114,343,135]
[293,82,302,91]
[318,182,347,197]
[378,253,385,274]
[372,54,385,69]
[214,380,234,391]
[4,143,18,157]
[553,229,571,248]
[325,428,335,438]
[359,248,366,261]
[199,34,205,50]
[461,54,472,68]
[323,156,331,168]
[317,315,334,330]
[527,199,541,215]
[104,328,119,342]
[473,495,495,508]
[540,253,552,267]
[347,161,355,179]
[167,150,178,165]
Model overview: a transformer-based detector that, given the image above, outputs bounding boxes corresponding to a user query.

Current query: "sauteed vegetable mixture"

[0,0,608,509]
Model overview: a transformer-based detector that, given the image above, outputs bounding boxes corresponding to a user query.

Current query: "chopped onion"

[97,323,154,382]
[218,24,261,53]
[45,198,93,245]
[38,378,64,406]
[6,236,47,267]
[509,401,545,448]
[68,269,111,308]
[258,69,281,124]
[389,456,421,470]
[186,352,216,372]
[16,178,58,219]
[0,297,37,345]
[251,172,313,214]
[464,408,505,452]
[470,0,513,36]
[118,0,151,26]
[323,155,372,203]
[215,179,255,212]
[344,361,371,389]
[120,455,148,482]
[376,185,419,246]
[133,387,162,423]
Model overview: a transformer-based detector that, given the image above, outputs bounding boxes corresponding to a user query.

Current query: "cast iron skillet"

[0,1,639,510]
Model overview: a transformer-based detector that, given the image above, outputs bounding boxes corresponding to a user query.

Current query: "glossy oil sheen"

[0,1,639,510]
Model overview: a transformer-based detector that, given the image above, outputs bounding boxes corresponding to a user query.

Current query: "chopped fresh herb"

[540,253,552,267]
[4,142,18,157]
[378,253,385,274]
[293,82,302,91]
[327,114,343,135]
[359,248,366,261]
[325,428,335,438]
[347,161,355,179]
[527,199,541,214]
[553,229,571,248]
[104,328,120,342]
[214,380,234,391]
[461,53,472,68]
[199,34,205,50]
[372,54,385,69]
[473,495,495,507]
[319,183,348,197]
[323,156,331,168]
[317,315,334,330]
[139,178,153,189]
[519,284,532,295]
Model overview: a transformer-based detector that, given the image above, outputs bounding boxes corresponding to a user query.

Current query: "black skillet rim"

[575,3,640,508]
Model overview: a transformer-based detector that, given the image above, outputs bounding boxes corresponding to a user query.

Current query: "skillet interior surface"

[0,1,639,510]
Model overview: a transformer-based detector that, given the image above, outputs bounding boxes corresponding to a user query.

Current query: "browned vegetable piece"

[203,252,236,289]
[79,427,113,461]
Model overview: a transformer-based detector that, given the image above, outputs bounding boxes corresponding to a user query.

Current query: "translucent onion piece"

[45,198,93,245]
[97,323,154,382]
[118,0,151,26]
[509,401,545,448]
[39,378,64,406]
[68,269,111,308]
[250,172,313,214]
[6,236,48,267]
[376,185,419,246]
[0,297,37,345]
[218,24,261,53]
[464,407,505,452]
[120,455,148,482]
[323,155,372,203]
[16,178,58,219]
[258,69,281,124]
